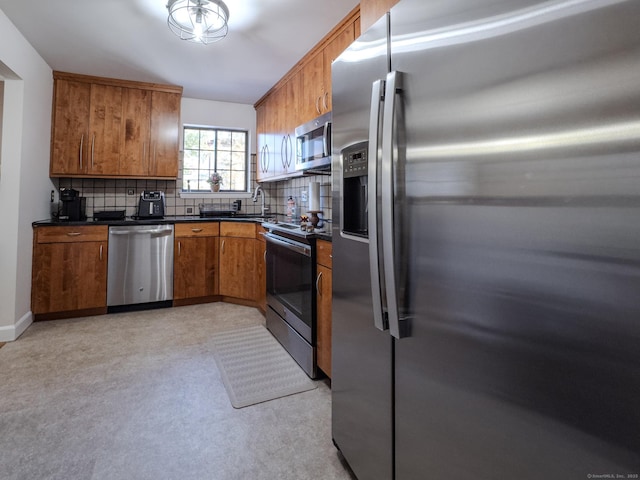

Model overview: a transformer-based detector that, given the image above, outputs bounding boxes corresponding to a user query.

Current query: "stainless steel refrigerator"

[330,1,640,479]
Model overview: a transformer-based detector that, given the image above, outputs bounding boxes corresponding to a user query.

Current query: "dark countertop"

[32,215,333,242]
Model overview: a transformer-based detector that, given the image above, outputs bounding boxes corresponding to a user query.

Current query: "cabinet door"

[89,84,123,175]
[256,97,275,181]
[120,88,152,176]
[219,237,256,300]
[301,51,325,123]
[281,77,300,174]
[150,90,180,178]
[50,79,91,176]
[256,102,269,182]
[32,241,107,314]
[323,22,356,113]
[272,85,287,178]
[256,236,267,312]
[174,236,219,300]
[316,263,333,377]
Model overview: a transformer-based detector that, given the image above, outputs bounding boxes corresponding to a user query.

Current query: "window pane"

[230,171,246,191]
[218,151,231,170]
[218,131,232,151]
[232,152,245,170]
[183,150,199,169]
[184,129,200,149]
[200,130,216,150]
[232,132,246,150]
[201,151,214,171]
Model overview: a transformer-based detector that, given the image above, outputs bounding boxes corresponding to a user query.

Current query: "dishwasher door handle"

[109,228,173,236]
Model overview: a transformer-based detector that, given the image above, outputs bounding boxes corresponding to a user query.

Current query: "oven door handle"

[264,233,311,257]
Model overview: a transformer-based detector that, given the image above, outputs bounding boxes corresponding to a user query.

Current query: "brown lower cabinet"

[219,222,256,301]
[31,221,268,318]
[32,225,108,316]
[316,239,333,377]
[173,223,220,302]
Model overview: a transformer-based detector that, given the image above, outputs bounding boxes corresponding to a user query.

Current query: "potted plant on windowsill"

[207,172,223,192]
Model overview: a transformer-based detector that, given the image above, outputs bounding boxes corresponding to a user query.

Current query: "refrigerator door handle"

[381,70,408,339]
[368,78,388,332]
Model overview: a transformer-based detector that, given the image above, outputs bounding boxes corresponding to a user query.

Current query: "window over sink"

[182,126,248,193]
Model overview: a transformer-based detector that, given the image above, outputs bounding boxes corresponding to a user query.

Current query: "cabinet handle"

[281,135,287,169]
[99,244,103,261]
[153,144,157,174]
[191,228,203,233]
[66,232,81,237]
[264,250,267,262]
[265,145,270,172]
[91,134,95,169]
[323,91,329,112]
[178,241,181,256]
[315,95,321,115]
[221,239,225,254]
[79,134,84,170]
[316,271,323,295]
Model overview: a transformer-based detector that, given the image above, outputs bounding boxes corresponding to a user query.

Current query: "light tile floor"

[0,303,356,480]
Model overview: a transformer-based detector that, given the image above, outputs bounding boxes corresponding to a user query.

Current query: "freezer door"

[331,13,394,480]
[389,0,640,478]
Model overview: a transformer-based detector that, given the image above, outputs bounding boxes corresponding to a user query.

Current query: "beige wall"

[0,8,54,341]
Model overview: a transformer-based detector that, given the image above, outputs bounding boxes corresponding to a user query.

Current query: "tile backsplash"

[54,173,332,221]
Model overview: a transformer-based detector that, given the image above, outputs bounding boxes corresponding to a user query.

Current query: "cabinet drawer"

[220,222,256,238]
[316,239,332,268]
[35,225,109,244]
[175,222,219,237]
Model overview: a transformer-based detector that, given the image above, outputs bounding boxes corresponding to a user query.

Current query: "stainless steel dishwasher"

[107,224,174,309]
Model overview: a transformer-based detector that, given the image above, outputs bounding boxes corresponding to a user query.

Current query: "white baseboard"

[0,311,33,342]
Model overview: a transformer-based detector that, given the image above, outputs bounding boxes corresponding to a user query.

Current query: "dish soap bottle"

[286,196,296,221]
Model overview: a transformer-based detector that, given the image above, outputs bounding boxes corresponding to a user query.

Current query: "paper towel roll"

[308,182,321,212]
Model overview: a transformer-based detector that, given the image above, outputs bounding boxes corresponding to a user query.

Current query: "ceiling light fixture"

[167,0,229,44]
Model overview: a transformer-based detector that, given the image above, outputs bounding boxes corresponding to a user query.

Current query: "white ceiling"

[0,0,359,105]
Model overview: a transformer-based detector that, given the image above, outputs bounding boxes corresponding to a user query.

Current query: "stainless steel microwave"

[295,111,332,172]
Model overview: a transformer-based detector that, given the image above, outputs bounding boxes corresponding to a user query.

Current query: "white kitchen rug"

[209,325,317,408]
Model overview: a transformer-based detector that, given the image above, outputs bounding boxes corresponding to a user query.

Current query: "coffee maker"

[59,188,86,221]
[138,191,165,219]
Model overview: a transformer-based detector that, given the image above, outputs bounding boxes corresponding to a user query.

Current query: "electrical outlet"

[301,190,308,202]
[187,207,193,214]
[127,188,135,196]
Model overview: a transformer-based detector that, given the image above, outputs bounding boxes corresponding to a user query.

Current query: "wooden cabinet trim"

[53,71,183,95]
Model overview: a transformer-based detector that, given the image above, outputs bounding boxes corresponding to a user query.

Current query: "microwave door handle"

[323,121,330,157]
[369,79,388,332]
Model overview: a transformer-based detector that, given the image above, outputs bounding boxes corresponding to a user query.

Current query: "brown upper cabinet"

[300,15,357,121]
[360,0,400,32]
[50,71,182,179]
[255,6,359,182]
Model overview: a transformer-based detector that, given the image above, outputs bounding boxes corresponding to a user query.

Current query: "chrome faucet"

[252,185,269,217]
